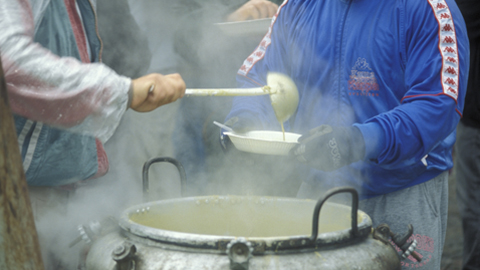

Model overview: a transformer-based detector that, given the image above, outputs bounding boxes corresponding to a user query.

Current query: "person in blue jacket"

[223,0,469,268]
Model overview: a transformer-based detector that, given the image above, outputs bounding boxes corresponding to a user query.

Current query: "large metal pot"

[84,158,406,270]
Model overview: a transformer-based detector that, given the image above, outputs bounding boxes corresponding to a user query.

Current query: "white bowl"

[225,130,301,156]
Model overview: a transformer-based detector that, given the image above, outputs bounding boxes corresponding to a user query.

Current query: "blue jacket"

[227,0,469,198]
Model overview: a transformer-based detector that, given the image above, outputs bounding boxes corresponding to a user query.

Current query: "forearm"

[355,98,461,168]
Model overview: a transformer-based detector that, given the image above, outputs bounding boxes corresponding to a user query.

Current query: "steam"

[30,1,370,269]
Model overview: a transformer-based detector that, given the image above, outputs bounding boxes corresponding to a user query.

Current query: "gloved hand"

[291,125,366,171]
[219,116,261,152]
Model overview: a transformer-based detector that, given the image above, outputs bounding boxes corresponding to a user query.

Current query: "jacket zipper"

[87,0,103,62]
[336,0,352,125]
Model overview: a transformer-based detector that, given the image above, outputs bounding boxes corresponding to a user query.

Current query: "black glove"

[291,125,365,171]
[219,116,261,152]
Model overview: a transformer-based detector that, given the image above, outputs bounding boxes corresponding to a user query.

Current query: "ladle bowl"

[266,72,299,123]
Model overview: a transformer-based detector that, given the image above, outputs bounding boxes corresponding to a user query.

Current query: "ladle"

[213,121,234,132]
[185,72,299,123]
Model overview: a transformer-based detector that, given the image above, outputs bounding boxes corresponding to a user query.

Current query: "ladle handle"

[185,87,268,96]
[310,187,359,243]
[142,157,187,202]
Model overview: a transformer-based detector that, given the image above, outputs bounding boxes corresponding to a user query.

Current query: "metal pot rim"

[118,195,372,254]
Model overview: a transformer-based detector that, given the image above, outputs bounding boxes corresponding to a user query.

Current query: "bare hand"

[130,73,186,112]
[226,0,279,22]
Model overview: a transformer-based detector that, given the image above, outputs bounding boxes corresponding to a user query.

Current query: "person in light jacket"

[0,1,185,268]
[0,0,186,187]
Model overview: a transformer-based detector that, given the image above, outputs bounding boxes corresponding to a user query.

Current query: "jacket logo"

[348,58,380,97]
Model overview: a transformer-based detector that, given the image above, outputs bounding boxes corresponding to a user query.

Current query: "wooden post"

[0,58,45,269]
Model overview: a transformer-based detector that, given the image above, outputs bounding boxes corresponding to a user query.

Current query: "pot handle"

[309,186,359,243]
[142,157,187,202]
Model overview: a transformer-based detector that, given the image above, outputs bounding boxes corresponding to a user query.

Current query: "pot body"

[85,195,401,270]
[86,232,400,270]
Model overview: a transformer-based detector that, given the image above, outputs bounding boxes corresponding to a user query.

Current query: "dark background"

[441,171,463,269]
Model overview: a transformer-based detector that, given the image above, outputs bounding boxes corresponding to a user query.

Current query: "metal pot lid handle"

[309,186,359,244]
[142,157,187,202]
